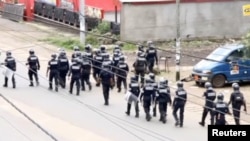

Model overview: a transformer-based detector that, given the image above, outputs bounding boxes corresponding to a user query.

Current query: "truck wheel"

[212,74,225,88]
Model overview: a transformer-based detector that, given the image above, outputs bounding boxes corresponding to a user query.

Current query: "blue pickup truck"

[192,43,250,88]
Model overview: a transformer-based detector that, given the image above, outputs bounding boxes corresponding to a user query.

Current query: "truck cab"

[192,43,250,88]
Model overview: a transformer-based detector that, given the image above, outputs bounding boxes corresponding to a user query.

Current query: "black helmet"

[177,81,183,88]
[119,55,125,62]
[60,50,66,56]
[217,93,224,101]
[232,83,239,91]
[205,82,212,89]
[85,44,92,51]
[29,49,35,54]
[149,73,155,80]
[6,51,11,57]
[73,46,80,51]
[145,78,153,84]
[51,53,57,59]
[100,45,106,52]
[159,77,168,86]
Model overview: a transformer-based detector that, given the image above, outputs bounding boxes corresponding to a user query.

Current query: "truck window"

[226,49,243,61]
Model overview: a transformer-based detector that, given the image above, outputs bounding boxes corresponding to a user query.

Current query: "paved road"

[0,17,249,141]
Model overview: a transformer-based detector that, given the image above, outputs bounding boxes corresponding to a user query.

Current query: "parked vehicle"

[192,43,250,88]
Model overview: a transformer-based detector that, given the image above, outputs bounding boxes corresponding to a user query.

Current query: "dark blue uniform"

[47,57,59,91]
[156,86,172,123]
[140,79,155,121]
[116,59,129,93]
[58,54,69,88]
[125,77,140,117]
[99,67,114,105]
[81,57,92,91]
[228,84,246,125]
[145,47,158,73]
[173,83,187,127]
[26,52,40,86]
[3,52,16,88]
[92,52,103,86]
[133,55,147,87]
[199,87,216,126]
[68,61,81,95]
[213,101,230,125]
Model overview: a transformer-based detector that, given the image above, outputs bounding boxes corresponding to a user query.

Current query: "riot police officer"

[228,83,247,125]
[92,49,103,86]
[113,45,122,54]
[213,93,230,125]
[199,82,216,126]
[102,53,115,84]
[149,73,158,117]
[71,46,80,61]
[3,51,16,88]
[172,81,187,127]
[99,63,114,105]
[133,52,147,88]
[136,44,144,56]
[26,49,40,86]
[125,76,140,117]
[68,58,82,96]
[100,45,107,57]
[81,53,92,91]
[140,78,155,121]
[156,78,172,123]
[116,56,129,93]
[145,41,158,73]
[84,44,93,62]
[58,50,69,88]
[112,50,121,68]
[46,53,59,92]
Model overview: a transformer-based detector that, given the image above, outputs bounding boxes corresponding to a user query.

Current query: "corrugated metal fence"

[1,2,25,22]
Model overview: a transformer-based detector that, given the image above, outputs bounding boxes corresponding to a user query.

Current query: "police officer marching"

[99,63,115,105]
[213,93,231,125]
[46,53,59,92]
[116,55,129,93]
[172,81,187,127]
[140,78,155,121]
[92,49,103,86]
[149,73,158,117]
[68,58,82,96]
[26,49,40,87]
[156,77,172,123]
[125,76,140,118]
[58,49,69,88]
[133,51,147,88]
[145,41,158,73]
[71,46,80,61]
[84,44,93,62]
[199,82,216,126]
[81,53,92,91]
[228,83,247,125]
[2,51,16,88]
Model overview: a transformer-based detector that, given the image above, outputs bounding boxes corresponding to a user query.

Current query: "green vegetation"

[122,43,136,51]
[96,21,111,34]
[242,32,250,58]
[41,35,84,50]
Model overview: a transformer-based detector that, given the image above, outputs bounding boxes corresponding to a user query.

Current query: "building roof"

[119,0,174,3]
[86,0,121,12]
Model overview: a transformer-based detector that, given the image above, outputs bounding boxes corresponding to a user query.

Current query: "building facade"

[120,0,250,42]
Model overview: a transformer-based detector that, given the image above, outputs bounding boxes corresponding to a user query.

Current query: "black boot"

[135,102,139,118]
[3,77,8,87]
[146,113,151,121]
[125,103,131,116]
[29,81,34,87]
[55,86,58,92]
[153,107,157,117]
[89,84,92,91]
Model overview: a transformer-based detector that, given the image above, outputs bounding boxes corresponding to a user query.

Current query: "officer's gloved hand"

[244,108,247,112]
[110,85,114,90]
[37,67,40,70]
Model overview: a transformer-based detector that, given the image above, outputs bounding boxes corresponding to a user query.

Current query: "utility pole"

[80,0,86,44]
[175,0,181,81]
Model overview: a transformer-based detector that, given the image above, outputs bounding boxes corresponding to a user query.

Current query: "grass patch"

[41,35,84,50]
[123,43,136,51]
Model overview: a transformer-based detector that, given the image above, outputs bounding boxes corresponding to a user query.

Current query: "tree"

[242,32,250,58]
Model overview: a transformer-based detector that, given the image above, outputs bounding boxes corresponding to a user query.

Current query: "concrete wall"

[120,1,250,42]
[103,11,121,23]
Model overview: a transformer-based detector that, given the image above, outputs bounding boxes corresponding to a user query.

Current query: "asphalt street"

[0,17,249,141]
